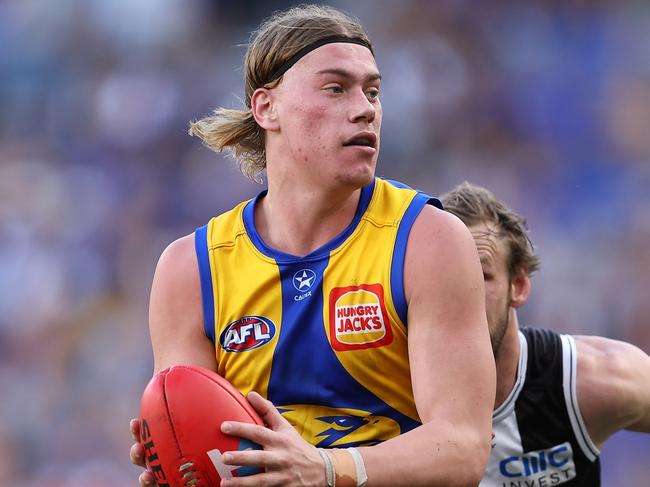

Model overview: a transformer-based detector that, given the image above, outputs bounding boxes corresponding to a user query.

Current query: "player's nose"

[348,89,376,124]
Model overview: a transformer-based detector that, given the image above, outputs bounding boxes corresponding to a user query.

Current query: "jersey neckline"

[492,330,529,423]
[242,178,376,263]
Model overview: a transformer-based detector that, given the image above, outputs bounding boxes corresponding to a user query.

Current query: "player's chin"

[335,162,375,187]
[339,155,377,183]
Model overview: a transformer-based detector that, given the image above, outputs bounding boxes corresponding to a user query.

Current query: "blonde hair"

[188,5,373,182]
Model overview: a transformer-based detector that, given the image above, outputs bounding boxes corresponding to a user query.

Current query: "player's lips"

[343,132,377,150]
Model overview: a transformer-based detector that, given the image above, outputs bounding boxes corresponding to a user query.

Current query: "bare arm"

[131,234,217,486]
[148,233,216,373]
[576,335,650,448]
[361,206,496,486]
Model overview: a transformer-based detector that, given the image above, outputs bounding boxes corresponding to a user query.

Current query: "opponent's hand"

[219,391,326,487]
[130,418,157,486]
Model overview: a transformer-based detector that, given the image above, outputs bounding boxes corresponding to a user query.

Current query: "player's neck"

[255,181,362,257]
[493,310,521,410]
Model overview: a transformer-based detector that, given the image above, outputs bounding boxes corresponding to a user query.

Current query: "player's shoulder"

[404,199,482,295]
[410,203,475,253]
[574,334,649,409]
[152,233,200,299]
[157,233,197,273]
[575,335,648,377]
[574,334,650,444]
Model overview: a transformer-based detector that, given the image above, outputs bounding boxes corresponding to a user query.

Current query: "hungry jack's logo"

[329,283,393,351]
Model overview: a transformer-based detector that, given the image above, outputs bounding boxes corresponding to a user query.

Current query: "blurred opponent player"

[441,182,650,487]
[130,5,495,487]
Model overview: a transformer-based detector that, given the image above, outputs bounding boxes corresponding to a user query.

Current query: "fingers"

[222,449,279,468]
[130,441,146,467]
[222,421,276,446]
[139,470,156,486]
[246,391,273,420]
[246,392,292,432]
[130,418,141,441]
[131,418,156,485]
[221,471,284,487]
[220,471,283,487]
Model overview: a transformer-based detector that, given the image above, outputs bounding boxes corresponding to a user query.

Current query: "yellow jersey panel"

[206,202,281,399]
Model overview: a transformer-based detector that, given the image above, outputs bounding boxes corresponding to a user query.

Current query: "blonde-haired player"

[130,5,495,487]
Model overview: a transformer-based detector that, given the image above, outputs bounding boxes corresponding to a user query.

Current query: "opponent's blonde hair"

[189,5,373,182]
[441,182,541,278]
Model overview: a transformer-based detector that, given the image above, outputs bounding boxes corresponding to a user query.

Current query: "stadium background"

[1,0,649,484]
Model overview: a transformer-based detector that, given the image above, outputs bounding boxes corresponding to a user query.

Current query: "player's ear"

[251,88,279,131]
[509,266,531,308]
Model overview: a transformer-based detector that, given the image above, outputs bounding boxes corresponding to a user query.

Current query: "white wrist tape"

[347,447,368,487]
[318,448,336,487]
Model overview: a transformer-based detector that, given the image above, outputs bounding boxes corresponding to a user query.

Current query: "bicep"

[405,207,495,427]
[149,234,217,374]
[576,336,650,444]
[357,209,495,485]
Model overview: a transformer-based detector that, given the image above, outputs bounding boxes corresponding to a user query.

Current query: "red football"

[139,365,264,487]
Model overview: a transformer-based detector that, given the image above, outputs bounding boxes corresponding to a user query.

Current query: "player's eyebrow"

[315,68,381,82]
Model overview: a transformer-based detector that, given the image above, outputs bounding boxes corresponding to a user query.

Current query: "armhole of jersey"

[195,224,216,343]
[390,192,441,326]
[560,334,600,461]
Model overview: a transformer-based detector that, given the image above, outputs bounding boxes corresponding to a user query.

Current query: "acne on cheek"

[291,107,325,132]
[305,106,328,127]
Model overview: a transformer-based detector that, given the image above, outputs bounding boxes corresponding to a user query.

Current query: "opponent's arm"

[359,205,496,486]
[575,335,650,448]
[131,233,217,486]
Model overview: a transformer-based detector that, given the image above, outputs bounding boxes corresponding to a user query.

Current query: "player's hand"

[130,418,157,486]
[219,391,326,486]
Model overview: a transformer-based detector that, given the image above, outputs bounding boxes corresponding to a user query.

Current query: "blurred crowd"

[1,0,648,484]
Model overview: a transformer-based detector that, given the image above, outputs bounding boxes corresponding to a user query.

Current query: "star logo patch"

[292,269,316,291]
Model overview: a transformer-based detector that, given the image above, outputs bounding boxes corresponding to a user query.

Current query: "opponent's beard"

[490,302,510,357]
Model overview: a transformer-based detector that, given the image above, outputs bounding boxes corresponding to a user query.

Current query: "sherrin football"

[139,365,264,487]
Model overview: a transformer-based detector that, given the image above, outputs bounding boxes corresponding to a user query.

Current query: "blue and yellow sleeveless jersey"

[195,178,441,448]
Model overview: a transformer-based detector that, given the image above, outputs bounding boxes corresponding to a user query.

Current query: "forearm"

[359,420,490,487]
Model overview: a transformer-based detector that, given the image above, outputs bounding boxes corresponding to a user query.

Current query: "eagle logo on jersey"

[219,316,276,352]
[278,405,401,447]
[329,283,393,351]
[314,415,385,448]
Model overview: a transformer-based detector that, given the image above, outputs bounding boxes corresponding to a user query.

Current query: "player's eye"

[366,88,380,100]
[325,85,344,94]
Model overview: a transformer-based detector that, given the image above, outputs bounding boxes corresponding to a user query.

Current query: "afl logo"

[292,269,316,291]
[219,316,276,352]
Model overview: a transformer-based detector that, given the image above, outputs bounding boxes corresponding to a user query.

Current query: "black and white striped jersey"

[480,327,601,487]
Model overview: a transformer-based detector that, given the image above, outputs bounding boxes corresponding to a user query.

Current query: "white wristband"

[347,447,368,487]
[318,448,336,487]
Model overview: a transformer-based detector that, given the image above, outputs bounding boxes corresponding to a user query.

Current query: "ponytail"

[189,108,266,182]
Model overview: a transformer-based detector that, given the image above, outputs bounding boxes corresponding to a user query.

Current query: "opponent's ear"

[509,266,531,309]
[251,88,279,131]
